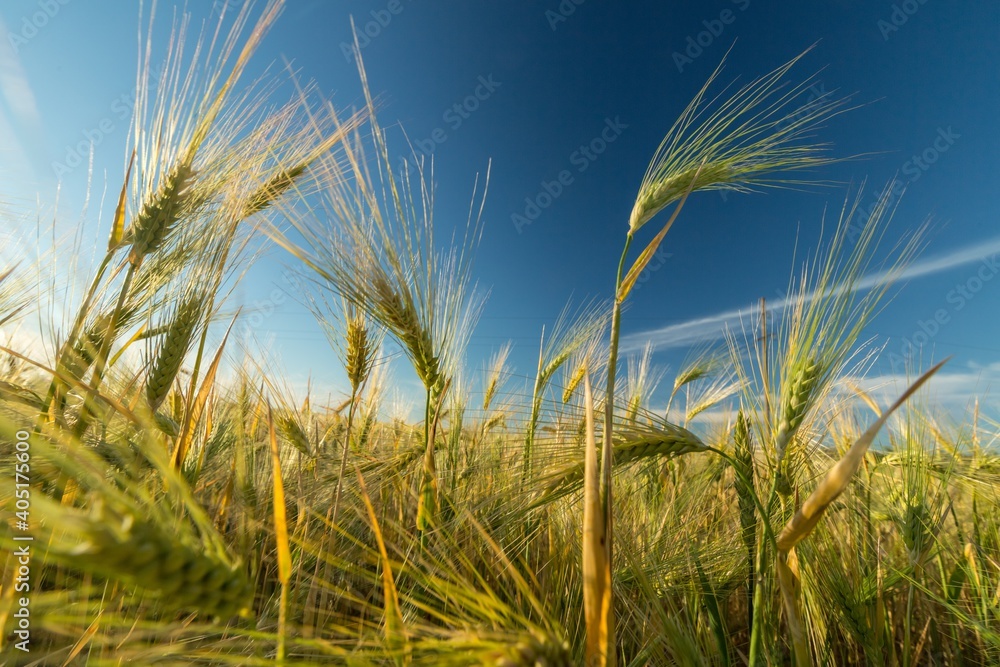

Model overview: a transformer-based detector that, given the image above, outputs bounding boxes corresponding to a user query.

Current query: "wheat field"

[1,2,998,665]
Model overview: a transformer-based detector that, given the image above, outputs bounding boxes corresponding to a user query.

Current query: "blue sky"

[2,1,999,415]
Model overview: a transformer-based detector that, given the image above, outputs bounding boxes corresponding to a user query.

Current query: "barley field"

[1,2,998,666]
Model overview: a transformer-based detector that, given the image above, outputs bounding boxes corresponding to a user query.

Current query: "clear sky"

[2,1,999,415]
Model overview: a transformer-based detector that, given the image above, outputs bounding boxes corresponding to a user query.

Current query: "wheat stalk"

[733,409,758,628]
[330,300,379,525]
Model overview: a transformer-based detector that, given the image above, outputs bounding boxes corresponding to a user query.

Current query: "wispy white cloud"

[622,235,1000,353]
[0,16,46,182]
[845,361,1000,410]
[648,364,998,437]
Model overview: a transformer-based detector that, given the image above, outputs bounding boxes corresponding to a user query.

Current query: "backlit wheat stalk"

[0,6,988,664]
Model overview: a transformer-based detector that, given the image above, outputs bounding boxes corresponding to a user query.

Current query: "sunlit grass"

[1,3,997,666]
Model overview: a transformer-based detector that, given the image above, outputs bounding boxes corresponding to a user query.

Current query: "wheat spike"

[535,422,706,506]
[494,633,574,667]
[733,411,757,548]
[146,294,203,411]
[277,412,312,456]
[373,275,442,395]
[628,48,848,233]
[344,309,374,392]
[775,357,822,460]
[732,409,758,626]
[777,360,946,552]
[482,342,511,412]
[241,163,307,219]
[45,506,252,618]
[563,362,587,404]
[126,161,196,265]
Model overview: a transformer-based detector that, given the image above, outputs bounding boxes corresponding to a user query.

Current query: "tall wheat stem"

[330,386,360,526]
[748,471,783,666]
[417,387,437,547]
[585,232,630,667]
[72,263,138,439]
[523,329,545,483]
[604,234,633,456]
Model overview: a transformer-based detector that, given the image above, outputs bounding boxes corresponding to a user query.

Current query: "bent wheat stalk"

[773,359,947,666]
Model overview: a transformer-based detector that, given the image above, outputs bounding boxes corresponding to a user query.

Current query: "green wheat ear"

[146,293,204,411]
[534,422,707,507]
[344,309,376,392]
[628,47,850,234]
[277,412,312,456]
[63,509,254,618]
[126,161,196,266]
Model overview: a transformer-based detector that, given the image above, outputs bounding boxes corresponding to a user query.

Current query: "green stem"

[748,475,781,666]
[331,385,360,526]
[904,579,915,667]
[73,262,137,440]
[418,386,438,547]
[523,331,545,483]
[604,233,633,467]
